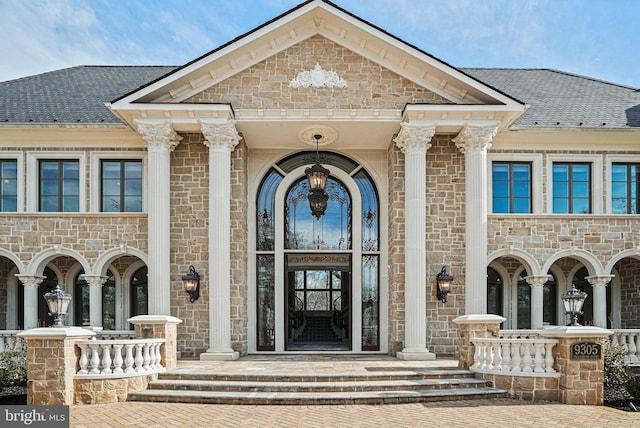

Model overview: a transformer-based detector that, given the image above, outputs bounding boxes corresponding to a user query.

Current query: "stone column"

[543,325,612,405]
[136,120,182,316]
[586,275,614,328]
[453,314,505,369]
[129,315,183,370]
[525,275,548,329]
[393,123,436,361]
[199,119,241,360]
[453,125,498,315]
[84,275,108,328]
[18,327,95,405]
[15,274,44,329]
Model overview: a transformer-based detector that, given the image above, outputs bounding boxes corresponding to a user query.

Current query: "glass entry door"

[285,254,351,351]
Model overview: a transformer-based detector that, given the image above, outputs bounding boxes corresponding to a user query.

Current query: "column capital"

[83,275,108,287]
[585,275,614,288]
[15,274,45,287]
[393,122,436,154]
[453,124,499,154]
[524,275,548,287]
[200,119,242,151]
[136,120,183,153]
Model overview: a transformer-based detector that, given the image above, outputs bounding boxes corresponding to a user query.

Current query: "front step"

[127,369,507,405]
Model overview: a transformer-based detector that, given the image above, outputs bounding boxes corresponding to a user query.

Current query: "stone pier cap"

[18,326,96,339]
[541,325,613,338]
[128,315,183,325]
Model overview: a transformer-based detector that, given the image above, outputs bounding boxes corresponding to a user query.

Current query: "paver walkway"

[70,356,640,427]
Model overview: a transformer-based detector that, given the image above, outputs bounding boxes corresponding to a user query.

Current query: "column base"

[396,349,436,361]
[200,350,239,361]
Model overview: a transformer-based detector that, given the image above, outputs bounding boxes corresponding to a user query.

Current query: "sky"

[0,0,638,88]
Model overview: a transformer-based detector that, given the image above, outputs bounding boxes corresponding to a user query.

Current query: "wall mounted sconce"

[43,284,72,327]
[561,284,587,326]
[436,266,453,303]
[181,265,200,303]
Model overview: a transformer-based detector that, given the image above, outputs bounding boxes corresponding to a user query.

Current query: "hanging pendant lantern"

[305,134,330,218]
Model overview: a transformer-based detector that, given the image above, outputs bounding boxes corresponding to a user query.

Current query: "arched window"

[102,270,116,330]
[543,273,557,325]
[74,272,90,327]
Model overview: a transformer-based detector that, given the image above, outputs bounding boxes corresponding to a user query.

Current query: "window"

[492,162,531,213]
[612,163,639,214]
[0,159,18,211]
[552,163,591,213]
[39,160,80,212]
[101,160,143,212]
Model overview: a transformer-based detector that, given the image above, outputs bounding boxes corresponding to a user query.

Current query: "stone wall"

[187,35,448,109]
[168,134,210,357]
[387,139,404,355]
[425,135,466,356]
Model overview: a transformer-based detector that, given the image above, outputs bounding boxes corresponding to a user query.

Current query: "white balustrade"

[74,338,165,378]
[611,329,640,365]
[471,338,559,375]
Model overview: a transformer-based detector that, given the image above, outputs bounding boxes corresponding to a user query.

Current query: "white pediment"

[108,1,526,149]
[111,0,522,108]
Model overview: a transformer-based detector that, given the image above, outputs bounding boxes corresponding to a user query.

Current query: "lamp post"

[305,134,330,218]
[436,266,453,303]
[181,265,200,303]
[561,284,587,326]
[43,284,72,327]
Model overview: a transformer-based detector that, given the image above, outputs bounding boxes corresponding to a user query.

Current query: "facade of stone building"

[1,0,639,360]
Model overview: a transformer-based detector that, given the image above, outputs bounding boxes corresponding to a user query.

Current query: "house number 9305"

[570,342,601,360]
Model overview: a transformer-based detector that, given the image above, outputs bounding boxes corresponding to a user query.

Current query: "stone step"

[146,377,490,393]
[128,387,507,405]
[159,369,477,383]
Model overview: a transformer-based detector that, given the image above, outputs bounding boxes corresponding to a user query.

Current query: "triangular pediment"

[108,0,525,148]
[111,0,522,108]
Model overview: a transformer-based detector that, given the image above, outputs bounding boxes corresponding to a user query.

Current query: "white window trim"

[545,154,603,214]
[0,151,24,212]
[488,153,543,214]
[26,152,87,213]
[89,152,147,213]
[605,154,640,214]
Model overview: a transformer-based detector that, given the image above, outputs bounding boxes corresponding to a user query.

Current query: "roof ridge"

[544,68,639,91]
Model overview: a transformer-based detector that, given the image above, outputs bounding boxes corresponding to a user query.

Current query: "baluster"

[500,341,511,372]
[101,344,113,374]
[491,340,502,371]
[522,343,533,372]
[155,342,163,370]
[89,344,101,374]
[511,342,522,372]
[134,343,144,372]
[0,337,5,353]
[620,334,630,361]
[634,333,640,363]
[147,343,156,369]
[611,333,621,348]
[479,343,488,370]
[472,341,481,369]
[112,344,124,374]
[142,343,151,371]
[77,344,90,374]
[629,333,639,363]
[533,343,545,373]
[544,342,556,373]
[124,344,135,373]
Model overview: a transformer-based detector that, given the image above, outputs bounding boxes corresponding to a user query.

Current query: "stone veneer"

[187,35,448,109]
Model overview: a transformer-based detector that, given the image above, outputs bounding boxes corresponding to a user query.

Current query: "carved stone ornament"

[289,63,348,89]
[453,125,499,154]
[136,121,183,153]
[15,274,45,287]
[393,122,436,154]
[201,120,243,151]
[297,125,339,146]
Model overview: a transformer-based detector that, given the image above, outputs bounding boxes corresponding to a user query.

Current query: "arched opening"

[255,151,380,352]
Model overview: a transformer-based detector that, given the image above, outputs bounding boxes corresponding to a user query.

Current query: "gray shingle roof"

[0,66,177,124]
[462,68,640,128]
[1,65,638,129]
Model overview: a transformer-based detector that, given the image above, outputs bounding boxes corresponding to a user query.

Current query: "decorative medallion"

[298,125,339,146]
[289,63,348,88]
